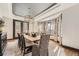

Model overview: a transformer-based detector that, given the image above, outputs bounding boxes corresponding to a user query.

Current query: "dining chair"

[40,34,50,56]
[21,34,33,56]
[32,34,50,56]
[17,33,21,49]
[32,45,40,56]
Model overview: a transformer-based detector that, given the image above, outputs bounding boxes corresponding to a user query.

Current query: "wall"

[62,4,79,49]
[3,17,13,39]
[0,3,13,39]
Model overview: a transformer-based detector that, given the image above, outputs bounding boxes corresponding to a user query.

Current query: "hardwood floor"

[63,47,79,56]
[3,39,79,56]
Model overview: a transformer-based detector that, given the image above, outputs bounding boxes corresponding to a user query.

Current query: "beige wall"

[62,4,79,49]
[3,17,13,39]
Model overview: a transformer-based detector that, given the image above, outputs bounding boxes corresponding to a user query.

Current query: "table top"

[24,34,40,42]
[24,34,56,42]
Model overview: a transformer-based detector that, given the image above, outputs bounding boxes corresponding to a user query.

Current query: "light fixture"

[24,15,33,19]
[24,7,33,19]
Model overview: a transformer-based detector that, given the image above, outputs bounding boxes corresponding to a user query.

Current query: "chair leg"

[27,46,32,52]
[22,51,24,56]
[23,49,25,56]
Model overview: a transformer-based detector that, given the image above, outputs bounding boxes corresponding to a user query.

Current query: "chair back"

[32,45,40,56]
[39,34,50,56]
[21,34,26,51]
[17,33,20,40]
[17,33,21,48]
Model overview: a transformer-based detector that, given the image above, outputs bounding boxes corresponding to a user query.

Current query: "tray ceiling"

[12,3,56,18]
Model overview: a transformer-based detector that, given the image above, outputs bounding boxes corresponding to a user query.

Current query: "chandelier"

[24,15,33,19]
[24,8,33,20]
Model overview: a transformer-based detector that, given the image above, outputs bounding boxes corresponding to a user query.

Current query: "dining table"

[23,34,56,42]
[23,34,40,42]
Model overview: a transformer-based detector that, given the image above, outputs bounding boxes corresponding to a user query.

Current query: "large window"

[15,21,21,37]
[38,14,62,36]
[38,20,55,35]
[23,22,29,33]
[37,14,62,44]
[45,20,55,35]
[50,20,55,35]
[13,20,29,38]
[38,22,45,33]
[46,22,51,34]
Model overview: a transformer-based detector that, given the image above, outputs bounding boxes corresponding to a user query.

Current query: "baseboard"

[62,45,79,51]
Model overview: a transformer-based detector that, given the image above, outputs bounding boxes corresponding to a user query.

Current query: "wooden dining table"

[23,34,40,42]
[23,34,56,42]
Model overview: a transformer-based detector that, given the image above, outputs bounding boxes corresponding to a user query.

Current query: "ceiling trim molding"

[34,3,57,17]
[34,4,60,21]
[35,11,62,22]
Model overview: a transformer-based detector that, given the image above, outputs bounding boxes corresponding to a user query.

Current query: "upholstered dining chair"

[21,34,34,56]
[17,33,22,49]
[32,34,50,56]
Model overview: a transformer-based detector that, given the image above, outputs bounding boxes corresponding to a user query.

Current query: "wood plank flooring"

[3,39,79,56]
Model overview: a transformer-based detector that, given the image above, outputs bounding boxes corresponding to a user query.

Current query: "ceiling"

[12,3,57,18]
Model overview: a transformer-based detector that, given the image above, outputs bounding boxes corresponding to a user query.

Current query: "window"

[15,21,21,37]
[38,22,45,33]
[38,20,55,35]
[46,22,51,34]
[50,20,55,35]
[23,22,29,33]
[13,20,29,38]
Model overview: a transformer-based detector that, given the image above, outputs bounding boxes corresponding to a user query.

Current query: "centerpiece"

[0,19,5,32]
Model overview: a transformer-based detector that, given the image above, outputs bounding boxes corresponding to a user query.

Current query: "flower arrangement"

[0,20,4,27]
[0,19,5,32]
